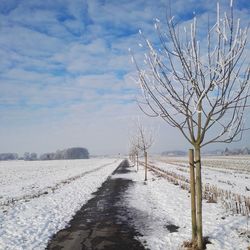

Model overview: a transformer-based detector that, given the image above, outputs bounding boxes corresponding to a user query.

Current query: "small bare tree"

[131,1,249,248]
[128,147,135,165]
[129,143,139,170]
[134,147,139,171]
[131,121,154,181]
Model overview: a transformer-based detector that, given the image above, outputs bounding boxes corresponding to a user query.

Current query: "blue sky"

[0,0,249,155]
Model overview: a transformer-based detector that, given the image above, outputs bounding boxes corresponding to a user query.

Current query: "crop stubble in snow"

[47,160,146,250]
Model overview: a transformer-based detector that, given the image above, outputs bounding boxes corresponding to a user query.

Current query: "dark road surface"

[47,160,146,250]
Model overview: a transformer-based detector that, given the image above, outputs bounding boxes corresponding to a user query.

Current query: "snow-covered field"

[151,156,250,198]
[123,156,250,250]
[1,156,249,250]
[157,155,250,172]
[0,158,121,250]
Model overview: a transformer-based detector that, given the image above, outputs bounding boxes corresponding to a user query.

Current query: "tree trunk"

[144,151,147,181]
[136,153,139,172]
[189,149,197,243]
[195,146,203,249]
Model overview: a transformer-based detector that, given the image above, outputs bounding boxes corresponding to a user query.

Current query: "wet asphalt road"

[46,159,146,250]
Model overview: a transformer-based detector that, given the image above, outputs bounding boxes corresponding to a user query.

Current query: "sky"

[0,0,249,156]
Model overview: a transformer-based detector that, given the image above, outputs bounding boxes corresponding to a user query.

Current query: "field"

[124,154,250,249]
[152,155,250,211]
[0,158,121,249]
[0,155,250,250]
[157,155,250,171]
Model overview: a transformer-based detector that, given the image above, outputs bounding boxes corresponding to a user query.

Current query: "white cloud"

[0,0,249,155]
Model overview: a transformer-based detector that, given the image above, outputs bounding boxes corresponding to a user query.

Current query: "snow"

[156,155,250,172]
[155,156,250,196]
[120,159,250,250]
[0,158,121,250]
[0,156,249,249]
[150,157,250,198]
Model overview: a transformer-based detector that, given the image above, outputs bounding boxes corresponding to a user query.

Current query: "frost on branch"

[131,1,250,147]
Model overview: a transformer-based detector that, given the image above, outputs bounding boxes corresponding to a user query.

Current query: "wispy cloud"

[0,0,249,154]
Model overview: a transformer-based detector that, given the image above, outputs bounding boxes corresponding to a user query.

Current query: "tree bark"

[189,149,197,243]
[144,151,147,181]
[195,146,203,249]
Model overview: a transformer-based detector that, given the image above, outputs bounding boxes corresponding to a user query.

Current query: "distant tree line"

[40,147,89,160]
[23,152,38,161]
[0,153,19,161]
[160,147,250,157]
[161,150,186,157]
[224,147,250,156]
[0,147,89,161]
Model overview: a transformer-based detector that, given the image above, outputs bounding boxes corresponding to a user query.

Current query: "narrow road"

[47,160,146,250]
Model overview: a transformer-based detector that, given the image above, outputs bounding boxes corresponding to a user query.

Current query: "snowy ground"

[151,156,250,198]
[1,156,249,250]
[0,158,121,250]
[123,158,250,250]
[157,155,250,172]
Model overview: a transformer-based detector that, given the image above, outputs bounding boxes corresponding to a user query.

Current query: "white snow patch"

[0,158,121,250]
[121,162,250,250]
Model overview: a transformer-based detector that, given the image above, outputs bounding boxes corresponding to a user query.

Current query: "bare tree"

[131,1,249,248]
[132,121,154,181]
[128,143,139,170]
[129,142,140,171]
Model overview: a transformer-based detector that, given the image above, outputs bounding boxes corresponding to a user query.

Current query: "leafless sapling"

[131,1,249,248]
[134,121,154,181]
